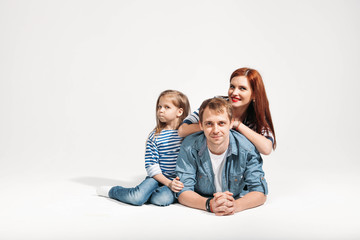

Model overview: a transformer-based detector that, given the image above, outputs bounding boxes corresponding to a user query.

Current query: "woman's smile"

[230,96,240,102]
[228,76,252,108]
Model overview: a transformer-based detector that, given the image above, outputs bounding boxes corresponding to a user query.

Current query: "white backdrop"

[1,1,360,239]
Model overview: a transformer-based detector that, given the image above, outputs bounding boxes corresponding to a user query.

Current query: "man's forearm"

[178,191,207,211]
[234,191,266,212]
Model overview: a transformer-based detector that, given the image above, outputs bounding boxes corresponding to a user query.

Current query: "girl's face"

[157,95,183,127]
[228,76,253,109]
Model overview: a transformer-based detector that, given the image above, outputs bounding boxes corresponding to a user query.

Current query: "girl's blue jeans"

[108,177,175,206]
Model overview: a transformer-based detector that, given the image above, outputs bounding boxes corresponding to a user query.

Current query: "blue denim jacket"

[175,130,268,199]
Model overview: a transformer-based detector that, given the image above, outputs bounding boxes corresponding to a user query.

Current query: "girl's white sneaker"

[96,186,112,197]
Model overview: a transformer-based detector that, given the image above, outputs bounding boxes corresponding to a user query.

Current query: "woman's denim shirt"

[175,130,268,199]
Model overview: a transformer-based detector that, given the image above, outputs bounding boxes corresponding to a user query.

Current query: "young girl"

[178,67,276,155]
[97,90,191,206]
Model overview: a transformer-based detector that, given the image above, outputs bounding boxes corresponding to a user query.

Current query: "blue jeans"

[109,177,175,206]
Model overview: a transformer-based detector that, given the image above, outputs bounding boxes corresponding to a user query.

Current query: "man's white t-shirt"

[208,149,228,193]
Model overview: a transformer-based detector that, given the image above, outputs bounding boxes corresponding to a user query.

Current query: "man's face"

[199,107,232,154]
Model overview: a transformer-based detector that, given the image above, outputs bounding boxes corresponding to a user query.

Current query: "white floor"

[1,1,360,239]
[1,156,359,240]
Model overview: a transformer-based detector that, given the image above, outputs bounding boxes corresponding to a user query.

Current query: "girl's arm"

[234,121,273,155]
[153,173,171,186]
[178,123,202,138]
[145,131,183,192]
[153,174,183,192]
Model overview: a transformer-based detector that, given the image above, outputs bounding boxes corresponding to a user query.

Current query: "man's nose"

[213,124,219,133]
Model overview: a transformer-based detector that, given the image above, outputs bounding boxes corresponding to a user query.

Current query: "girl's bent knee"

[151,197,173,206]
[149,188,175,206]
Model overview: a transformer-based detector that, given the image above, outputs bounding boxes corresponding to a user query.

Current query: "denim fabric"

[109,177,175,206]
[175,130,268,199]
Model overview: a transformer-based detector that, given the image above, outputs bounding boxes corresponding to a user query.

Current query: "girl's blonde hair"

[154,90,190,135]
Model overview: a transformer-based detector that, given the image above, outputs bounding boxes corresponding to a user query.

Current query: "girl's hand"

[169,176,184,192]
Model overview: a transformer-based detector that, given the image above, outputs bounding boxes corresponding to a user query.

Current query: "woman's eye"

[165,106,170,109]
[229,85,234,89]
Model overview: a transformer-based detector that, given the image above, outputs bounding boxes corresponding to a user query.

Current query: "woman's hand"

[232,120,241,130]
[169,176,184,192]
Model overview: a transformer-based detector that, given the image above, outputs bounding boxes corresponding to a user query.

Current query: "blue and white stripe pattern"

[145,130,183,180]
[182,109,199,125]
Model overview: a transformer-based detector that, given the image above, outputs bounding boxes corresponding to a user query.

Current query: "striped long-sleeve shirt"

[145,130,183,180]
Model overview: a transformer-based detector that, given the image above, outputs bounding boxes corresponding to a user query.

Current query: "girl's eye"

[229,85,234,89]
[165,106,170,109]
[240,87,246,90]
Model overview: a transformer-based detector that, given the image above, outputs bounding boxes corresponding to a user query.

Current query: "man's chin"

[210,137,223,143]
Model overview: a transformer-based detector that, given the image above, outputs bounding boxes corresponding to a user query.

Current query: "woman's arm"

[178,123,202,138]
[234,121,273,155]
[178,109,202,137]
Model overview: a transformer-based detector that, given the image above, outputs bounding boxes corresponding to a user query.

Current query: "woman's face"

[228,76,253,109]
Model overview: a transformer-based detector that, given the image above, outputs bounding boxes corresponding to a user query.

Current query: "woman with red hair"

[178,67,276,155]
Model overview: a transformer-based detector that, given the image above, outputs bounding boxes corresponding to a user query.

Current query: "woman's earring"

[253,99,255,103]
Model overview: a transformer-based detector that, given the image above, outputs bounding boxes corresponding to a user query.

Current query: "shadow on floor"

[70,175,145,187]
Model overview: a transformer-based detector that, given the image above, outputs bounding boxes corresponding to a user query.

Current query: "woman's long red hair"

[230,68,276,149]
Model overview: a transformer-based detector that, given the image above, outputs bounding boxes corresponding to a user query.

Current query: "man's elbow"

[177,191,186,205]
[177,190,194,206]
[259,193,267,205]
[251,191,267,206]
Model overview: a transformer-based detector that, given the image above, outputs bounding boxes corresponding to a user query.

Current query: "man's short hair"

[199,97,233,123]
